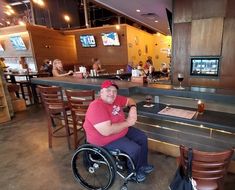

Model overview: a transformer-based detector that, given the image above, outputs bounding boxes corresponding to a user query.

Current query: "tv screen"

[101,32,120,46]
[190,57,220,76]
[10,36,27,50]
[80,35,96,48]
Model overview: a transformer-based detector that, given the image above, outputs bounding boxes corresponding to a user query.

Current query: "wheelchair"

[71,143,137,190]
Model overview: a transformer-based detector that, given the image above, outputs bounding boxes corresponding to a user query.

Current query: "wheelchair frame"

[71,143,137,190]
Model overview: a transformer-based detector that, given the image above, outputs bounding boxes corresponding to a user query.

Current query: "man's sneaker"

[140,165,154,174]
[131,171,146,182]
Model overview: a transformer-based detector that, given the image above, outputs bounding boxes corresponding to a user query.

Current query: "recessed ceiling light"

[136,9,140,12]
[154,20,158,23]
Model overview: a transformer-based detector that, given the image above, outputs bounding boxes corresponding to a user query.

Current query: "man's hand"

[126,106,137,126]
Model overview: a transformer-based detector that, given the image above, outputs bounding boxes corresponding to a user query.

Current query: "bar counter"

[32,76,235,169]
[31,76,235,104]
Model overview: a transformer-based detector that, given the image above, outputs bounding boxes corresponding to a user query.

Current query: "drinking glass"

[177,73,184,89]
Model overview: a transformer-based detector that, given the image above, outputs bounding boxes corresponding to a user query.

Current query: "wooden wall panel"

[190,18,223,56]
[226,0,235,18]
[73,25,128,73]
[27,25,77,70]
[220,18,235,88]
[173,0,192,23]
[172,23,191,86]
[173,0,235,90]
[192,0,226,19]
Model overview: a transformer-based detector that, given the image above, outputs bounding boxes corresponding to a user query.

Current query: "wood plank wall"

[172,0,235,90]
[66,25,128,73]
[27,24,78,70]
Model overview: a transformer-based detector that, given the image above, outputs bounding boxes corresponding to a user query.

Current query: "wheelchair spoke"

[71,144,116,190]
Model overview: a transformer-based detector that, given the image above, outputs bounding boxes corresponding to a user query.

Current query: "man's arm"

[94,119,133,136]
[94,97,137,136]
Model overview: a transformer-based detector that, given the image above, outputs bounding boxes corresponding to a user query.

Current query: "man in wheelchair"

[83,80,154,182]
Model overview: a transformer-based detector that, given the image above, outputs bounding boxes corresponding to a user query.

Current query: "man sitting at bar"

[83,80,154,182]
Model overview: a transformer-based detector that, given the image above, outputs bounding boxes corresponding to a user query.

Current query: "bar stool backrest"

[38,85,71,149]
[39,85,65,111]
[65,89,95,148]
[65,89,95,122]
[180,145,234,190]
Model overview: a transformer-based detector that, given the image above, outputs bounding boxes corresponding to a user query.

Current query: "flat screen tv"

[101,32,120,46]
[10,36,27,50]
[190,57,220,77]
[80,35,96,48]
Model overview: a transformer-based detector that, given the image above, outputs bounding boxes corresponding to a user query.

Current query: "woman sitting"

[52,59,73,77]
[92,58,105,74]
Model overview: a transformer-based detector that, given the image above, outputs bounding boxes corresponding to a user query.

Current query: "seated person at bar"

[19,56,29,71]
[0,57,8,72]
[83,80,154,182]
[137,61,143,70]
[52,59,73,77]
[92,58,105,73]
[126,61,133,73]
[160,63,169,77]
[40,59,53,76]
[143,60,155,76]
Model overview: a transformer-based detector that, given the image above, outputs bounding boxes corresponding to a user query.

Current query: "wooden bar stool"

[179,145,234,190]
[38,85,72,149]
[18,80,33,104]
[65,89,95,149]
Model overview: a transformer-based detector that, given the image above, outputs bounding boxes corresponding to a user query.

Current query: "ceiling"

[0,0,172,35]
[92,0,172,35]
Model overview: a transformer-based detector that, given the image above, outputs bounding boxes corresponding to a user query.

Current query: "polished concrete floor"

[0,105,235,190]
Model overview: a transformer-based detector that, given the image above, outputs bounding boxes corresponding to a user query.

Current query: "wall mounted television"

[190,57,220,77]
[9,36,27,50]
[80,35,96,48]
[101,32,120,46]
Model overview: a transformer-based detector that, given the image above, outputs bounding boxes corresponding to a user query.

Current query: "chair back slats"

[65,89,95,120]
[180,145,234,184]
[38,85,71,149]
[38,86,65,109]
[65,89,95,149]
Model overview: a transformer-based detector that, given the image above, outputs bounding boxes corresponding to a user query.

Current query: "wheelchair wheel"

[71,144,116,190]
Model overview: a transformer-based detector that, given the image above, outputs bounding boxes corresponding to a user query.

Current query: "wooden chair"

[65,89,95,149]
[179,145,234,190]
[38,85,72,149]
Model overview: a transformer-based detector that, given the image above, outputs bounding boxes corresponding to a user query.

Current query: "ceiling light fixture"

[116,24,120,30]
[8,0,30,6]
[154,20,158,23]
[136,9,140,12]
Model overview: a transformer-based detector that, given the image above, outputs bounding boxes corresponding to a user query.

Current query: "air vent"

[141,13,159,20]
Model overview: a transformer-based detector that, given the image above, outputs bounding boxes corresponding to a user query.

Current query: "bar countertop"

[31,76,235,104]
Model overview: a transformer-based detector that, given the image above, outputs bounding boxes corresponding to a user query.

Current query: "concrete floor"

[0,105,235,190]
